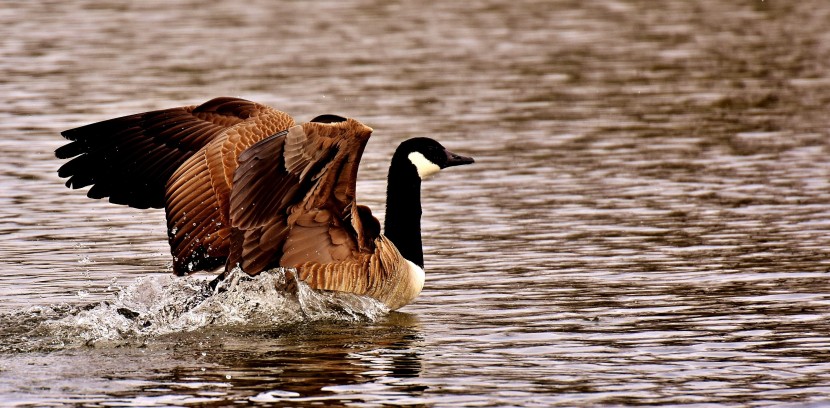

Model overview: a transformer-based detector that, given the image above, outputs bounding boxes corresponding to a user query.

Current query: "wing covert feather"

[163,102,295,274]
[228,120,375,275]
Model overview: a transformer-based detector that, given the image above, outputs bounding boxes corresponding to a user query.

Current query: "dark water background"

[2,0,830,406]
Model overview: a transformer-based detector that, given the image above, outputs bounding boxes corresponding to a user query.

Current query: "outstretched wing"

[56,97,276,209]
[227,119,377,275]
[164,105,295,274]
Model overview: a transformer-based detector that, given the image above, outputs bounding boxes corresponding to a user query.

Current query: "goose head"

[394,137,475,179]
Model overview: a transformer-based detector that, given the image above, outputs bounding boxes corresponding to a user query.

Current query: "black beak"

[443,148,475,168]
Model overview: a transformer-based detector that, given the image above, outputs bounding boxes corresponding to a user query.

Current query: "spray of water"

[4,268,388,350]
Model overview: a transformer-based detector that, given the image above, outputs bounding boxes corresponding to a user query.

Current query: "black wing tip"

[58,170,164,209]
[60,114,130,139]
[60,123,93,141]
[55,142,80,159]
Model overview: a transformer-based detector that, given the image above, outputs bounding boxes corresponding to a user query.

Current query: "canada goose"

[56,97,474,310]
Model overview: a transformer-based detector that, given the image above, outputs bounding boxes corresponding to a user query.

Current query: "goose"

[56,97,474,310]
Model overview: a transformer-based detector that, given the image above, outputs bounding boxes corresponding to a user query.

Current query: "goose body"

[56,97,473,310]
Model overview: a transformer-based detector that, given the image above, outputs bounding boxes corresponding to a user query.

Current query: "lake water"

[2,0,830,406]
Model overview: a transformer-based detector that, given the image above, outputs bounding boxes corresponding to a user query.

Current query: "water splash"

[4,268,388,351]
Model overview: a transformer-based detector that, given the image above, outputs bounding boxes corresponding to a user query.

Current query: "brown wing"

[227,119,377,275]
[56,97,272,209]
[164,106,295,274]
[224,131,297,273]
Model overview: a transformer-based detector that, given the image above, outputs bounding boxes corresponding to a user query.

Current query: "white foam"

[31,268,389,347]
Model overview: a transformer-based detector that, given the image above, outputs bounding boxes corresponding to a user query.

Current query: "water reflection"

[123,314,424,406]
[0,313,424,406]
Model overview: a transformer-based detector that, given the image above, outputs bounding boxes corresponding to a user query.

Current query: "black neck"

[384,158,424,268]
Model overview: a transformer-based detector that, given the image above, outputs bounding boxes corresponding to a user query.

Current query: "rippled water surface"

[3,0,830,406]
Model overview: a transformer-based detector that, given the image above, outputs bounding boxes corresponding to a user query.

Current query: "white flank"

[405,259,426,296]
[408,152,441,178]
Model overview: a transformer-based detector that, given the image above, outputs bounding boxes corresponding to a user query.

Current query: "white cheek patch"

[408,152,441,179]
